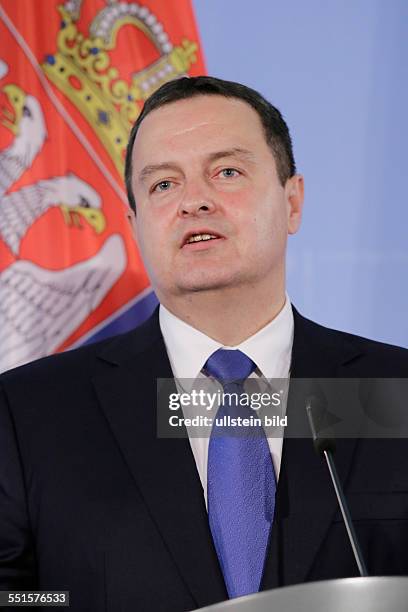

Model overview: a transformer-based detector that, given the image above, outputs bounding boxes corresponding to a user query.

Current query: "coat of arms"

[0,0,205,372]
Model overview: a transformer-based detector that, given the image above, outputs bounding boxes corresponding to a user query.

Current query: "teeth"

[186,233,217,244]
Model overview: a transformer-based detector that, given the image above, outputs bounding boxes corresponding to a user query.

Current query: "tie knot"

[203,349,256,385]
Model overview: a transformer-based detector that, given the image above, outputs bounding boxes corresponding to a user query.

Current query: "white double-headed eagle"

[1,173,105,255]
[0,63,127,372]
[0,78,105,247]
[0,84,46,196]
[0,234,126,372]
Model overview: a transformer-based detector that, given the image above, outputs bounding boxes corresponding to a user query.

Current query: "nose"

[177,181,216,218]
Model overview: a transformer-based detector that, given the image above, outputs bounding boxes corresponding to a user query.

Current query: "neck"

[160,281,287,346]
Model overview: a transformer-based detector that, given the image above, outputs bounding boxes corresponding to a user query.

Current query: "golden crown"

[42,1,199,176]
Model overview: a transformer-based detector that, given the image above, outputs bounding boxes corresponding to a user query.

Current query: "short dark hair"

[125,76,296,213]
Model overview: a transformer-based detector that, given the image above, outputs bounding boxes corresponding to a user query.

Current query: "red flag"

[0,0,206,372]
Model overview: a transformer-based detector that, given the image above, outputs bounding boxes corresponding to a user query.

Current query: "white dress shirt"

[159,296,294,505]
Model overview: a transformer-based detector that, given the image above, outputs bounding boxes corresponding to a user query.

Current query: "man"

[0,76,407,611]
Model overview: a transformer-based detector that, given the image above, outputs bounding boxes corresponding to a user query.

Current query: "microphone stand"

[306,398,368,578]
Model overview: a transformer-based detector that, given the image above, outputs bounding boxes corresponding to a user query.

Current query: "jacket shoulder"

[293,307,408,376]
[0,309,162,387]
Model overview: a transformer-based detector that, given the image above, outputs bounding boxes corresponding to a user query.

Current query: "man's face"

[131,95,303,303]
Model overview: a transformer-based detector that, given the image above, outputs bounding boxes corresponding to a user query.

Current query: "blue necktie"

[204,349,276,599]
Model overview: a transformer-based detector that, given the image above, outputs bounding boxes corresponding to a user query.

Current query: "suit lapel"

[262,307,362,588]
[92,312,227,608]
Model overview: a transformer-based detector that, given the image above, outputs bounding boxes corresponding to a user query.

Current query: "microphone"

[306,394,368,577]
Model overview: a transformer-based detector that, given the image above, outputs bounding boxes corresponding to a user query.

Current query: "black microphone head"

[306,393,336,455]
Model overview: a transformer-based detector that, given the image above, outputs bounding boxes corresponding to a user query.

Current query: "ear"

[126,207,138,238]
[285,174,304,235]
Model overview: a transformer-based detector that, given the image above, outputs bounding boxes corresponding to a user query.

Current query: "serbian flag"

[0,0,206,372]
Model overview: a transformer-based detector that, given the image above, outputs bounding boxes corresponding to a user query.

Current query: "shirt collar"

[159,295,294,382]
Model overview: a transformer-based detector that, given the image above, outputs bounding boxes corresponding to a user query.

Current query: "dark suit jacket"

[0,307,408,611]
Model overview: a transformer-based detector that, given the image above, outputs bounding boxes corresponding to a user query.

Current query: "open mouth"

[181,231,224,248]
[186,233,218,244]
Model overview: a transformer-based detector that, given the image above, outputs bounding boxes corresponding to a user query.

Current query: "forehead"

[132,95,270,166]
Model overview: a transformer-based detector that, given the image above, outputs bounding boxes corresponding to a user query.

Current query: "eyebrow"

[138,148,256,183]
[206,147,256,164]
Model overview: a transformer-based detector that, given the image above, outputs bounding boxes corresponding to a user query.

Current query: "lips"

[181,229,224,248]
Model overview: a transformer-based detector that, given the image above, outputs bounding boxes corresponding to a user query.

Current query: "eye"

[218,168,240,178]
[80,196,90,208]
[152,180,172,193]
[22,105,32,118]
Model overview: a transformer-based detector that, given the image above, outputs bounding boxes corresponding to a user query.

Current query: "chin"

[175,270,245,294]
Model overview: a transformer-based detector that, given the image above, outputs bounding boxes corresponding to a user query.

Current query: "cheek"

[252,202,288,249]
[221,190,255,228]
[136,218,157,262]
[137,208,164,244]
[135,218,148,251]
[229,187,253,207]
